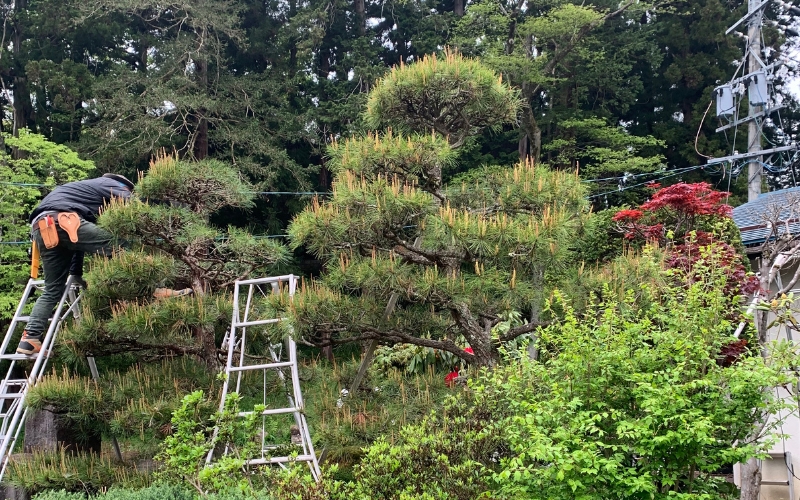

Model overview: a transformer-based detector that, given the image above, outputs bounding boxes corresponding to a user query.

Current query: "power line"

[0,233,291,246]
[587,165,707,200]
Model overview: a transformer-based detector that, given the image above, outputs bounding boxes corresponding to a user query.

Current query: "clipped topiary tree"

[278,51,589,367]
[20,153,289,468]
[64,153,289,367]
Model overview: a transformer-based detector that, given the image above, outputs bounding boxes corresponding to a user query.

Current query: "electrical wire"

[695,100,715,159]
[0,181,328,196]
[587,165,707,200]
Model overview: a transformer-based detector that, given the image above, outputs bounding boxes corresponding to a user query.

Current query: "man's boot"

[16,331,42,355]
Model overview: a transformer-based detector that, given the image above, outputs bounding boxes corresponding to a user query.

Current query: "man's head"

[102,173,135,191]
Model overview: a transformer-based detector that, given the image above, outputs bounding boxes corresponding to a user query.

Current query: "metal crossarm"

[206,275,320,481]
[0,276,84,480]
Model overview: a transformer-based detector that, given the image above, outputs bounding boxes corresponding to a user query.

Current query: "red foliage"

[639,182,731,218]
[445,347,474,387]
[613,182,733,243]
[717,339,749,367]
[665,232,760,298]
[612,209,644,222]
[612,183,757,312]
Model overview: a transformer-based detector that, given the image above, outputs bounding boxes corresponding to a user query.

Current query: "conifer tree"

[279,52,589,367]
[67,153,289,366]
[22,154,289,454]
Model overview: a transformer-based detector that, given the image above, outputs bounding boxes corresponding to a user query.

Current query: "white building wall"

[734,265,800,500]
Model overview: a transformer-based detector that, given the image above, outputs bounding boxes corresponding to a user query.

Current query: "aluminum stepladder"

[0,275,84,480]
[206,275,321,481]
[760,451,795,500]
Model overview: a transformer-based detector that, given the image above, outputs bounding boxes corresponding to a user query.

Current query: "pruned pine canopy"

[279,51,586,366]
[364,50,522,148]
[61,154,289,363]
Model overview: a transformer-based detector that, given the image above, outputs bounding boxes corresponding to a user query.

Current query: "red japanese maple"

[613,183,757,362]
[639,182,731,217]
[614,182,732,243]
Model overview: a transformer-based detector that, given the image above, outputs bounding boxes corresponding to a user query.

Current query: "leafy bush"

[373,343,461,375]
[345,249,799,499]
[0,130,95,320]
[348,417,490,500]
[155,390,267,494]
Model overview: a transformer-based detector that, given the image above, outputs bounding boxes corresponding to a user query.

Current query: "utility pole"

[747,0,763,202]
[710,0,796,201]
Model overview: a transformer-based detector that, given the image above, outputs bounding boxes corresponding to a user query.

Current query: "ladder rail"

[759,451,795,500]
[0,276,83,481]
[0,279,43,356]
[234,284,256,395]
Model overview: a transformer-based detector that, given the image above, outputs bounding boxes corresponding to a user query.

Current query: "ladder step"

[761,480,791,486]
[0,354,40,361]
[238,407,300,417]
[233,318,283,328]
[262,444,302,451]
[227,361,293,372]
[12,315,59,323]
[247,455,316,466]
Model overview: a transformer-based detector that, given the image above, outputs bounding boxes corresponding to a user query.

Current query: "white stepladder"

[206,275,321,481]
[0,275,84,480]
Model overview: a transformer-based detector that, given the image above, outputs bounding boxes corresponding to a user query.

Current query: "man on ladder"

[18,173,136,355]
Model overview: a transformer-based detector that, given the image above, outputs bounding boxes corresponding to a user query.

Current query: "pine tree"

[280,52,589,366]
[68,153,289,366]
[22,154,289,461]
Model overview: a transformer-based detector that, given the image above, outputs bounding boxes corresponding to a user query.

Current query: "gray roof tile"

[732,186,800,245]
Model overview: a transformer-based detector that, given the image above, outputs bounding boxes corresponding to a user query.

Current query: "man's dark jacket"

[29,177,132,223]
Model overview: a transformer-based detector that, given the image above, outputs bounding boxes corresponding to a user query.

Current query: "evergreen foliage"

[27,360,216,444]
[24,153,289,470]
[283,54,587,366]
[364,50,522,147]
[8,451,151,496]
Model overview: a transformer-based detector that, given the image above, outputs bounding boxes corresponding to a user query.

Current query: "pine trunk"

[197,324,220,370]
[193,58,209,160]
[470,340,496,367]
[355,0,366,36]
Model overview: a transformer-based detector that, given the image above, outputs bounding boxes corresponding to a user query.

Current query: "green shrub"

[33,484,195,500]
[7,452,150,496]
[344,250,800,499]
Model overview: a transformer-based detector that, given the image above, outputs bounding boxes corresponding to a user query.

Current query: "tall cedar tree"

[277,52,589,367]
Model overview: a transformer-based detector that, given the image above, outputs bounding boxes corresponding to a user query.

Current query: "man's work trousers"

[26,218,115,337]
